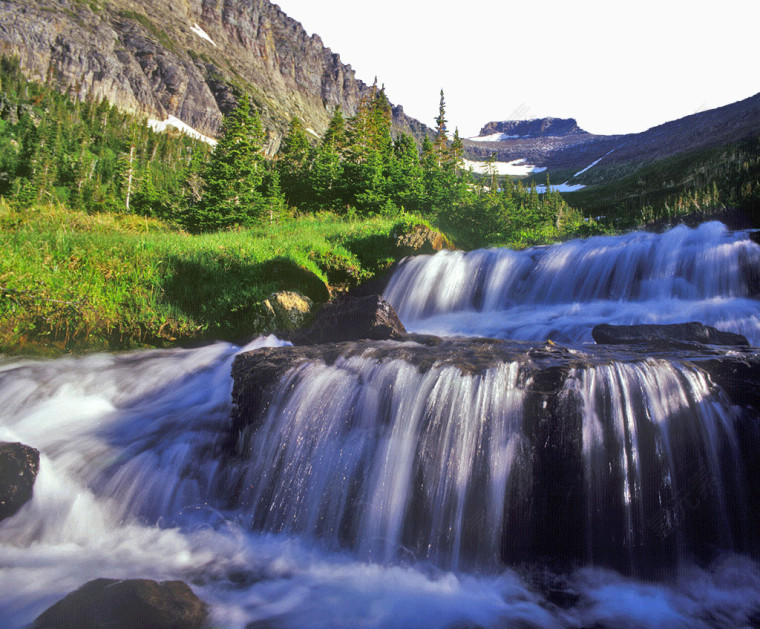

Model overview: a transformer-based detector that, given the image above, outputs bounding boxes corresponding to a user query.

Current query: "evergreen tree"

[342,82,394,214]
[192,93,269,232]
[388,133,424,213]
[277,116,313,209]
[434,89,448,166]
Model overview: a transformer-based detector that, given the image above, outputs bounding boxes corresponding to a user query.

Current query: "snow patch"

[464,158,546,177]
[190,23,217,48]
[306,128,320,138]
[147,115,218,146]
[468,132,520,142]
[536,182,586,193]
[572,149,615,178]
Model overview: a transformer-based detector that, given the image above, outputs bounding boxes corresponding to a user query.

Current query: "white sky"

[272,0,759,137]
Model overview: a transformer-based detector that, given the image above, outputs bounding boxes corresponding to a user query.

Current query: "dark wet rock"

[292,294,406,345]
[0,441,40,522]
[592,322,749,349]
[32,578,207,629]
[698,354,760,411]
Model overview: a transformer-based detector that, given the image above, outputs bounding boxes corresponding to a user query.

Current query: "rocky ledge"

[33,578,207,629]
[592,322,749,349]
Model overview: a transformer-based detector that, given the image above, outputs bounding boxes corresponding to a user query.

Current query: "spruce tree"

[434,89,448,166]
[277,116,313,209]
[192,93,268,232]
[310,117,345,211]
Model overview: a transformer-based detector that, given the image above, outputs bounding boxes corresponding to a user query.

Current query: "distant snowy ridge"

[190,23,217,47]
[148,115,218,146]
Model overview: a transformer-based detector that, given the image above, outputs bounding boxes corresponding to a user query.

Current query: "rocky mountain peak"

[477,117,586,139]
[0,0,430,151]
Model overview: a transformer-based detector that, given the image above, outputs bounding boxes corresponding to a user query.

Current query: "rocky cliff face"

[0,0,429,151]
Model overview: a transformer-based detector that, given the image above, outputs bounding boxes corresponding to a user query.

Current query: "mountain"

[465,94,760,186]
[0,0,430,151]
[477,117,586,139]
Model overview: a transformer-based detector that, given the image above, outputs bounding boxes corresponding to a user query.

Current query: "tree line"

[0,56,597,247]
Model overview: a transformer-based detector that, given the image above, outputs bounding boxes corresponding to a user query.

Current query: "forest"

[0,57,597,250]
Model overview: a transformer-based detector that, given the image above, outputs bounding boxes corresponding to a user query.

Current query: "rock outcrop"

[32,578,207,629]
[0,441,40,522]
[0,0,431,150]
[253,291,314,334]
[393,224,454,256]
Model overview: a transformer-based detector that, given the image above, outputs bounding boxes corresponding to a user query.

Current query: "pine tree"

[434,89,448,166]
[277,116,313,209]
[342,81,394,214]
[310,118,345,212]
[388,133,424,213]
[192,93,268,232]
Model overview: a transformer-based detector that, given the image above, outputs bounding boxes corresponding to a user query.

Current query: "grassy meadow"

[0,201,421,355]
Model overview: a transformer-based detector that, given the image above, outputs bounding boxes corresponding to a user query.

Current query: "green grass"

[0,201,421,355]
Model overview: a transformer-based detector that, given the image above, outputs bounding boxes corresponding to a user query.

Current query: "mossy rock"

[393,224,454,256]
[253,291,314,333]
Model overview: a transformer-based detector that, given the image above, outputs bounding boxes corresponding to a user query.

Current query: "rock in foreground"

[293,294,406,344]
[33,578,207,629]
[0,441,40,522]
[592,322,749,348]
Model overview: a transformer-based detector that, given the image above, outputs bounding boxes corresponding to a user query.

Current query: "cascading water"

[1,223,760,628]
[383,221,760,343]
[227,342,758,580]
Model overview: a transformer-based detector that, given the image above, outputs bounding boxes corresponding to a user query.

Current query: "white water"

[2,223,760,628]
[384,222,760,344]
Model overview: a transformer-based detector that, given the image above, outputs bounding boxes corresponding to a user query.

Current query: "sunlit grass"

[0,201,415,355]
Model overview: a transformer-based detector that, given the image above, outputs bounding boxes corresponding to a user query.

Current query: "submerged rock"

[32,578,207,629]
[0,441,40,522]
[292,294,406,345]
[592,322,749,348]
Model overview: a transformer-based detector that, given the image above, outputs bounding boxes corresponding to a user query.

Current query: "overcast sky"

[273,0,759,137]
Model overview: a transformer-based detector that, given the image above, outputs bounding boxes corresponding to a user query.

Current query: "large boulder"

[33,578,207,629]
[292,294,406,345]
[592,322,749,349]
[0,441,40,522]
[253,291,314,334]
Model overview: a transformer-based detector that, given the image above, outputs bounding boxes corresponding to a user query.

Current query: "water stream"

[1,223,759,628]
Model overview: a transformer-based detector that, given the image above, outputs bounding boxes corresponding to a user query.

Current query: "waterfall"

[383,222,760,343]
[226,342,758,580]
[2,222,760,628]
